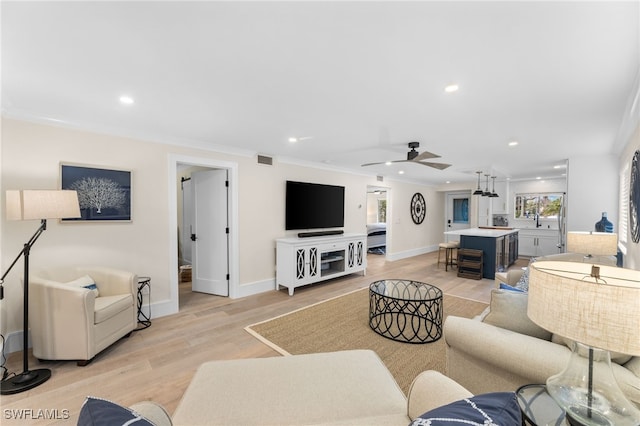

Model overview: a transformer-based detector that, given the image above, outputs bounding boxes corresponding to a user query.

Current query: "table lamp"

[1,190,80,395]
[566,231,617,259]
[528,260,640,425]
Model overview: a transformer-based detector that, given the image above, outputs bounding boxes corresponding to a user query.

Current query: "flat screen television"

[285,180,345,230]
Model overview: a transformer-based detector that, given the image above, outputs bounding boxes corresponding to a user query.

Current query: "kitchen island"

[444,227,519,279]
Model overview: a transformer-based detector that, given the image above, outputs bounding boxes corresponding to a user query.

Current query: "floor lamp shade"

[528,260,640,425]
[566,232,618,256]
[6,190,80,221]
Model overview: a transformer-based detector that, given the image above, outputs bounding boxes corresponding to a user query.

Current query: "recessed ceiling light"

[446,181,451,184]
[119,95,134,105]
[385,161,392,166]
[508,141,519,147]
[553,164,567,169]
[536,176,542,180]
[288,136,313,143]
[444,84,459,93]
[398,170,405,175]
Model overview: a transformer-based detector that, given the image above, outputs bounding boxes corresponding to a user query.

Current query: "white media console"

[276,233,367,295]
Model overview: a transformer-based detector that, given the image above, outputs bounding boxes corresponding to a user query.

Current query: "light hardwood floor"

[0,251,522,425]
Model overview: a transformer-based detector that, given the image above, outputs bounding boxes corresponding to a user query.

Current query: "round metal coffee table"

[369,279,443,344]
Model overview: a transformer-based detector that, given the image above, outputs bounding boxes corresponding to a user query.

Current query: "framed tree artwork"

[60,163,132,222]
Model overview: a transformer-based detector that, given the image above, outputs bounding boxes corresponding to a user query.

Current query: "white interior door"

[445,191,471,242]
[191,169,229,296]
[181,178,193,265]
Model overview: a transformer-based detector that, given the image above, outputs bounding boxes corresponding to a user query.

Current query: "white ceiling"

[2,1,639,186]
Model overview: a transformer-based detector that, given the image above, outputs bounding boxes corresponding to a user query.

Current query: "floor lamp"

[528,260,640,426]
[0,190,80,395]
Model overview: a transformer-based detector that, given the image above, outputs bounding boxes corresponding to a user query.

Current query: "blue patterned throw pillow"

[78,396,154,426]
[409,392,521,426]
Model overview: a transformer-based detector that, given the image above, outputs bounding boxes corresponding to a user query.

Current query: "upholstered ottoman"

[172,350,409,425]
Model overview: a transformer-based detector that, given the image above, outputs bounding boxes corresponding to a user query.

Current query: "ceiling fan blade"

[414,161,452,170]
[362,159,412,167]
[413,151,441,161]
[361,161,388,167]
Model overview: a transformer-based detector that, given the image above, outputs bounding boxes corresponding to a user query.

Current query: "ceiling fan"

[361,142,451,170]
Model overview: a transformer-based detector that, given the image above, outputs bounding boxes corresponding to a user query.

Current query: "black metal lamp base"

[0,368,51,395]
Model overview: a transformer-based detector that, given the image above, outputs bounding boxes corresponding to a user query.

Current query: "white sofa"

[129,350,474,426]
[30,266,138,365]
[445,253,640,406]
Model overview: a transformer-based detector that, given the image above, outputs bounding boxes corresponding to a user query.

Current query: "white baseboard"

[235,278,276,298]
[2,330,31,354]
[386,245,437,262]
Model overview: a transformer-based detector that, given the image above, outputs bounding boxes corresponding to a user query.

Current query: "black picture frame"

[60,163,132,222]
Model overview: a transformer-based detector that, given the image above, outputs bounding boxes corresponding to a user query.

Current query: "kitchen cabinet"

[518,230,560,257]
[445,228,519,279]
[491,180,509,214]
[477,195,491,227]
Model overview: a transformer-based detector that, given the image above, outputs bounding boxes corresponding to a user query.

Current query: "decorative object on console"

[594,212,613,233]
[566,231,617,261]
[61,163,131,222]
[0,190,80,395]
[528,260,640,426]
[410,192,426,224]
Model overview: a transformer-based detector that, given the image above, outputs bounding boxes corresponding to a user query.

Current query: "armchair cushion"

[482,289,551,341]
[94,294,132,324]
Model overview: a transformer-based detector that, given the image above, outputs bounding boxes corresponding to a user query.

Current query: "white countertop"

[444,227,519,238]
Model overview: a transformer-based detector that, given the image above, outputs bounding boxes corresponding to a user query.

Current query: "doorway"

[180,168,229,297]
[366,185,389,257]
[445,191,471,242]
[168,154,239,314]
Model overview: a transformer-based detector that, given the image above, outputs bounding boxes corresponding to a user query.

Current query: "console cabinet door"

[346,239,365,272]
[295,246,319,283]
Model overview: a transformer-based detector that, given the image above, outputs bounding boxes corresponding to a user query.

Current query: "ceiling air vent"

[257,155,273,166]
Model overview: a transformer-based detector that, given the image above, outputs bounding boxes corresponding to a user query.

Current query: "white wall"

[1,118,442,341]
[567,155,618,232]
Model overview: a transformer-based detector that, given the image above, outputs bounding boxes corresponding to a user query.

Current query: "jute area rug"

[245,288,488,395]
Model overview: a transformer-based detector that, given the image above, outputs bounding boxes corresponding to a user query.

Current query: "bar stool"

[437,241,459,271]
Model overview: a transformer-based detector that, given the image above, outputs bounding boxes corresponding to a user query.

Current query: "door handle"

[191,233,197,241]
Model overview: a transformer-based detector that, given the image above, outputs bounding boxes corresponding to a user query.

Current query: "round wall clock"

[630,150,640,243]
[410,192,426,225]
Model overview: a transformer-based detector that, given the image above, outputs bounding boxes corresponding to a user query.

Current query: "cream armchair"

[29,267,138,366]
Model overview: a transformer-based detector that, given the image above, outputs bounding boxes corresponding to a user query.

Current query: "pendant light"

[483,174,491,196]
[490,176,499,197]
[473,171,484,195]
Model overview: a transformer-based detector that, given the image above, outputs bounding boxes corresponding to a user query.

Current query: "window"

[452,198,469,224]
[377,199,387,223]
[514,193,564,220]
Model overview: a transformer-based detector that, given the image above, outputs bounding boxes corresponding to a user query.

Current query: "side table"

[516,384,566,426]
[136,276,152,330]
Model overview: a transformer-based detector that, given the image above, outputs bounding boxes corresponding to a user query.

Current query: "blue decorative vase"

[595,212,613,233]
